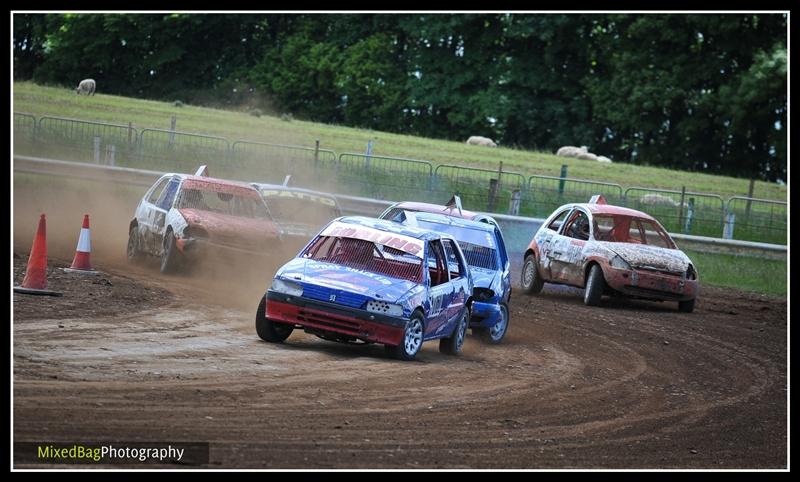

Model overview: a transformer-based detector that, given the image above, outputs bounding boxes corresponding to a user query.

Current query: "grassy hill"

[13,82,787,202]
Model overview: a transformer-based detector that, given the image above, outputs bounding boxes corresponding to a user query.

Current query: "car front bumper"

[470,300,502,328]
[265,290,407,346]
[604,266,699,301]
[176,237,274,258]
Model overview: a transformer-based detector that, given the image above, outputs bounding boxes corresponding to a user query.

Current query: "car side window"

[494,228,508,266]
[146,177,170,205]
[564,211,591,241]
[156,178,181,211]
[547,209,570,232]
[427,240,449,287]
[441,239,465,280]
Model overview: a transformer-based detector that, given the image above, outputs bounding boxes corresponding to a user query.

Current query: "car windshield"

[303,235,423,283]
[593,214,676,249]
[177,188,270,219]
[262,193,339,226]
[416,220,499,270]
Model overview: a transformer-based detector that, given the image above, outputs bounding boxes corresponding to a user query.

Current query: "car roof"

[165,173,259,190]
[410,211,496,232]
[390,201,482,220]
[337,216,450,242]
[565,202,658,221]
[251,182,338,201]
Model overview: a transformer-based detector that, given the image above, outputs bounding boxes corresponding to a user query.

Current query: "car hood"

[277,258,421,302]
[598,242,692,273]
[469,266,498,289]
[179,208,281,241]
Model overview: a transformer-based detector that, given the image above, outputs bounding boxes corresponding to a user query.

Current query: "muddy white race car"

[521,195,700,312]
[127,167,282,273]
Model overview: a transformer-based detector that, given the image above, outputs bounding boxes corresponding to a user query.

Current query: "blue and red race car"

[256,216,475,360]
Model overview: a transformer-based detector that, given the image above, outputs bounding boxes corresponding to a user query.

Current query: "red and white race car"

[127,168,282,273]
[521,195,699,312]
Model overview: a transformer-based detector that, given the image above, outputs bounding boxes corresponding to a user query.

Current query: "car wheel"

[160,230,181,274]
[480,302,509,344]
[127,225,144,264]
[389,312,424,361]
[255,295,293,342]
[678,298,696,313]
[439,307,469,355]
[521,254,544,295]
[584,264,605,306]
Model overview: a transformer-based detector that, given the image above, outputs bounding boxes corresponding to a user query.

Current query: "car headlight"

[473,287,496,302]
[366,300,404,317]
[610,255,632,270]
[271,278,303,297]
[686,264,698,280]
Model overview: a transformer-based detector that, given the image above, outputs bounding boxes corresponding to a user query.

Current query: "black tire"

[160,230,181,274]
[521,254,544,295]
[388,312,425,361]
[678,298,696,313]
[479,302,509,344]
[127,225,144,264]
[584,264,605,306]
[255,295,293,342]
[439,307,469,355]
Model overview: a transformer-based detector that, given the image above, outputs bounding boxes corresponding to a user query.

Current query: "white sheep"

[576,152,598,161]
[596,156,613,163]
[556,146,588,158]
[466,136,497,147]
[75,78,96,96]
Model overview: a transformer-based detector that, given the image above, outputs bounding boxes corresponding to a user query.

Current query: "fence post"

[169,116,177,146]
[488,178,499,212]
[106,145,116,166]
[684,197,695,234]
[745,178,755,219]
[128,122,134,145]
[508,189,521,216]
[558,165,568,196]
[314,139,320,169]
[93,136,101,163]
[365,140,373,176]
[723,211,735,239]
[678,186,686,228]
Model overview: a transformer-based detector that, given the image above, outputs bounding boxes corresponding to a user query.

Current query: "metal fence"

[35,116,138,165]
[138,128,230,172]
[336,153,434,200]
[526,175,625,219]
[623,187,725,239]
[11,112,787,245]
[724,197,788,245]
[434,165,527,213]
[231,140,337,185]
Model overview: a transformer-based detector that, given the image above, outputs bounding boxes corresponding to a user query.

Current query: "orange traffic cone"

[14,214,62,296]
[64,214,98,275]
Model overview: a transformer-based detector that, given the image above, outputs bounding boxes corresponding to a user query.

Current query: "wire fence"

[12,112,787,245]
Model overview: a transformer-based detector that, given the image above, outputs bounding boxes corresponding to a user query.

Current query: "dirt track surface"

[13,252,787,469]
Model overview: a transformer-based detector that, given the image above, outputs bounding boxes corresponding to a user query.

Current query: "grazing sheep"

[75,78,96,96]
[639,193,681,208]
[466,136,497,147]
[596,156,613,163]
[576,152,598,161]
[556,146,589,158]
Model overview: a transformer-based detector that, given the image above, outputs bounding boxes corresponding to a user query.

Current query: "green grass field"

[684,250,787,297]
[13,82,787,202]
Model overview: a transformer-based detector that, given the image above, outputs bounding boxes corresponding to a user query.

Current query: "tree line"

[13,13,787,181]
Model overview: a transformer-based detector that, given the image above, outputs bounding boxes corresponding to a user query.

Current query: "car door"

[424,239,454,339]
[139,176,170,254]
[150,176,182,253]
[493,227,511,301]
[551,209,590,284]
[538,208,572,280]
[441,238,469,325]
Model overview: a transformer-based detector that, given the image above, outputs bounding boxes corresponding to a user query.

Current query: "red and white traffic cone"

[63,214,99,275]
[14,214,62,296]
